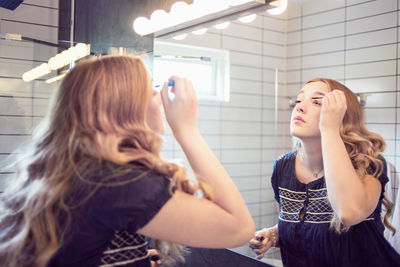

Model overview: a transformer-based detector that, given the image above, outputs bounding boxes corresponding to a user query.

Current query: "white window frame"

[153,41,230,102]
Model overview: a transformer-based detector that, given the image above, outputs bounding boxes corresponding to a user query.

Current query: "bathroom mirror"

[0,0,398,266]
[153,0,399,265]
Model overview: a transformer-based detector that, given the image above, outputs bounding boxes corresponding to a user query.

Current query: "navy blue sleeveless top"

[271,151,400,267]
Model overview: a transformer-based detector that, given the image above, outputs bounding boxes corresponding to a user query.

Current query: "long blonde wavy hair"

[296,78,395,233]
[0,55,210,267]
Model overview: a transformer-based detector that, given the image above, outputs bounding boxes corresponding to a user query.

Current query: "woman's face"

[290,81,329,139]
[146,89,165,135]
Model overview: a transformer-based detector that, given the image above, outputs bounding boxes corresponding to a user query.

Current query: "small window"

[153,41,230,102]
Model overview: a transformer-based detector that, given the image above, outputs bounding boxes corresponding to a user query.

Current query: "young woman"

[0,55,255,267]
[249,78,400,267]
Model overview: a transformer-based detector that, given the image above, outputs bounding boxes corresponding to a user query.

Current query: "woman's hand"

[148,249,162,267]
[248,227,277,259]
[160,76,198,140]
[319,89,347,133]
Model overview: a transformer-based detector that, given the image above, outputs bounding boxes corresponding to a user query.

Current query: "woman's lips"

[293,116,305,123]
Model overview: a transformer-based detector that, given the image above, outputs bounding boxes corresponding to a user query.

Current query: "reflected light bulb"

[213,21,230,30]
[22,73,32,82]
[238,14,256,23]
[172,33,188,40]
[267,0,288,15]
[60,50,70,66]
[192,28,208,35]
[48,56,57,70]
[75,43,89,57]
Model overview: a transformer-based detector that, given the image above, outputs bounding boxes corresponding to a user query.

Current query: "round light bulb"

[150,9,168,24]
[22,72,33,82]
[170,1,190,24]
[38,63,51,75]
[170,1,188,14]
[133,16,152,35]
[60,50,70,66]
[48,56,57,70]
[75,43,89,58]
[170,1,188,13]
[54,54,65,69]
[150,9,170,32]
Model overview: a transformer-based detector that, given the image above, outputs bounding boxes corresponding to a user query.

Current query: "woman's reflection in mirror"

[249,78,400,267]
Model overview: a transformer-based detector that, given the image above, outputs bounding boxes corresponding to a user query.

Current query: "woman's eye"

[295,100,301,104]
[313,100,322,105]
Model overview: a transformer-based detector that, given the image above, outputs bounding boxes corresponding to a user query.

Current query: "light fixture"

[133,0,279,39]
[22,43,90,82]
[267,0,287,15]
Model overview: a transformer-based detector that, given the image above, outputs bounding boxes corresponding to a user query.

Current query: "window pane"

[153,58,214,96]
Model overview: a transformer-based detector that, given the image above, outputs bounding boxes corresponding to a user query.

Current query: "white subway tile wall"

[0,0,59,189]
[0,0,399,263]
[158,12,287,260]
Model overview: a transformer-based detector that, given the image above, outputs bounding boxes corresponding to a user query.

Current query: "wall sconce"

[355,93,367,107]
[133,0,286,40]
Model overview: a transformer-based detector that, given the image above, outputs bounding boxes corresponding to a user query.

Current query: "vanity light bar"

[133,0,281,39]
[22,63,51,82]
[22,43,90,82]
